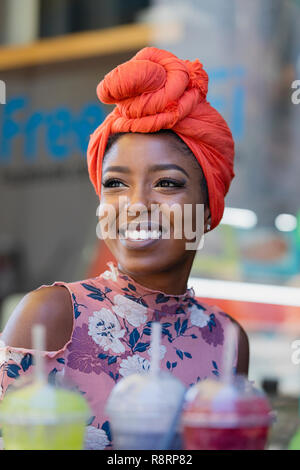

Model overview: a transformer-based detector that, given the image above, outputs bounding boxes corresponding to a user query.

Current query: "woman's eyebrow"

[103,163,189,178]
[149,164,189,178]
[103,165,130,174]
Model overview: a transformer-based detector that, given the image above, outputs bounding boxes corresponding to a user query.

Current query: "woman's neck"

[117,258,194,295]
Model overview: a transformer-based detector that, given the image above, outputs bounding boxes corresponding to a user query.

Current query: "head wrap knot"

[87,47,235,230]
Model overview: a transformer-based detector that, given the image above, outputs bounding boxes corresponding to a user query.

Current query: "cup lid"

[182,375,274,428]
[106,370,186,415]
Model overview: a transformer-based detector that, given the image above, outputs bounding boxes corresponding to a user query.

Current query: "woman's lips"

[119,237,161,250]
[116,220,173,250]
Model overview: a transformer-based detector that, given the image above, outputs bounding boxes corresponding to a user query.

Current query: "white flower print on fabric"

[9,351,24,365]
[189,304,210,328]
[100,262,118,282]
[84,426,109,450]
[88,308,126,354]
[148,345,167,360]
[112,294,148,327]
[0,347,23,367]
[119,354,150,377]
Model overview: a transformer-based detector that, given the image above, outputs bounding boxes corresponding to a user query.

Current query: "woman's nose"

[126,185,151,215]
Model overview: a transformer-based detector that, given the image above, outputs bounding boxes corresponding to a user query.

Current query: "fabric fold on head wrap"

[87,47,235,230]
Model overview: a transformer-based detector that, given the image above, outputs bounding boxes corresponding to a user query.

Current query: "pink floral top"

[0,262,238,450]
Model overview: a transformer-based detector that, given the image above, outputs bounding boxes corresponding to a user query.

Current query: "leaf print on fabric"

[88,308,126,354]
[190,304,209,328]
[81,283,107,301]
[166,360,177,370]
[184,352,192,359]
[176,306,185,314]
[133,342,150,353]
[139,297,149,308]
[107,356,118,365]
[86,416,95,426]
[155,293,170,304]
[84,426,109,450]
[119,354,150,377]
[180,319,188,334]
[212,360,219,377]
[200,314,225,347]
[72,293,87,319]
[174,318,181,335]
[48,368,58,385]
[112,294,148,327]
[6,364,21,379]
[101,420,112,442]
[109,371,120,382]
[161,324,173,341]
[189,377,202,387]
[176,349,184,360]
[142,327,151,336]
[128,283,136,291]
[129,328,140,348]
[20,353,33,372]
[98,353,108,359]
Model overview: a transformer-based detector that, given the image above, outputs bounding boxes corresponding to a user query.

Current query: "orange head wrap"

[87,47,235,230]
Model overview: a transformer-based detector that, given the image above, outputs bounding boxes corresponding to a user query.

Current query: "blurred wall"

[0,52,137,292]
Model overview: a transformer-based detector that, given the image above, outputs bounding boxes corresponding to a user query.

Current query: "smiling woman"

[98,131,210,293]
[0,46,248,450]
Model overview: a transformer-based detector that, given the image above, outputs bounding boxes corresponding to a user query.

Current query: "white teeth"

[124,230,162,240]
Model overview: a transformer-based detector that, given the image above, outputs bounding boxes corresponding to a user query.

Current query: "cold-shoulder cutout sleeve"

[0,280,76,402]
[32,281,76,358]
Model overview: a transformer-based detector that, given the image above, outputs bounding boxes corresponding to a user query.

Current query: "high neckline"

[99,261,195,306]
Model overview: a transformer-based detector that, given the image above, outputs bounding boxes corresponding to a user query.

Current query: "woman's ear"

[204,207,211,233]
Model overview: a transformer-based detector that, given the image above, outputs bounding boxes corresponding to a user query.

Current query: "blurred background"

[0,0,300,448]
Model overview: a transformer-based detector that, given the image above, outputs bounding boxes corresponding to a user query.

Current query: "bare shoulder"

[224,314,250,377]
[1,286,73,352]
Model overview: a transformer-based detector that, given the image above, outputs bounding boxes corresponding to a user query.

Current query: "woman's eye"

[156,179,184,188]
[102,179,126,188]
[102,178,185,189]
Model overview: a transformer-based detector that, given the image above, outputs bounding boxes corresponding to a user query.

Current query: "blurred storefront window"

[39,0,151,38]
[140,0,300,290]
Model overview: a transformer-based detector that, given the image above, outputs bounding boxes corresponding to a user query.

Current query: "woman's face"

[99,133,210,276]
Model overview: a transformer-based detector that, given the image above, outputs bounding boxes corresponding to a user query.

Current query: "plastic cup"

[181,375,274,450]
[0,380,90,450]
[105,370,186,450]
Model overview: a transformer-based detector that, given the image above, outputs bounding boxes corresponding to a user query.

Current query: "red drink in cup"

[182,376,274,450]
